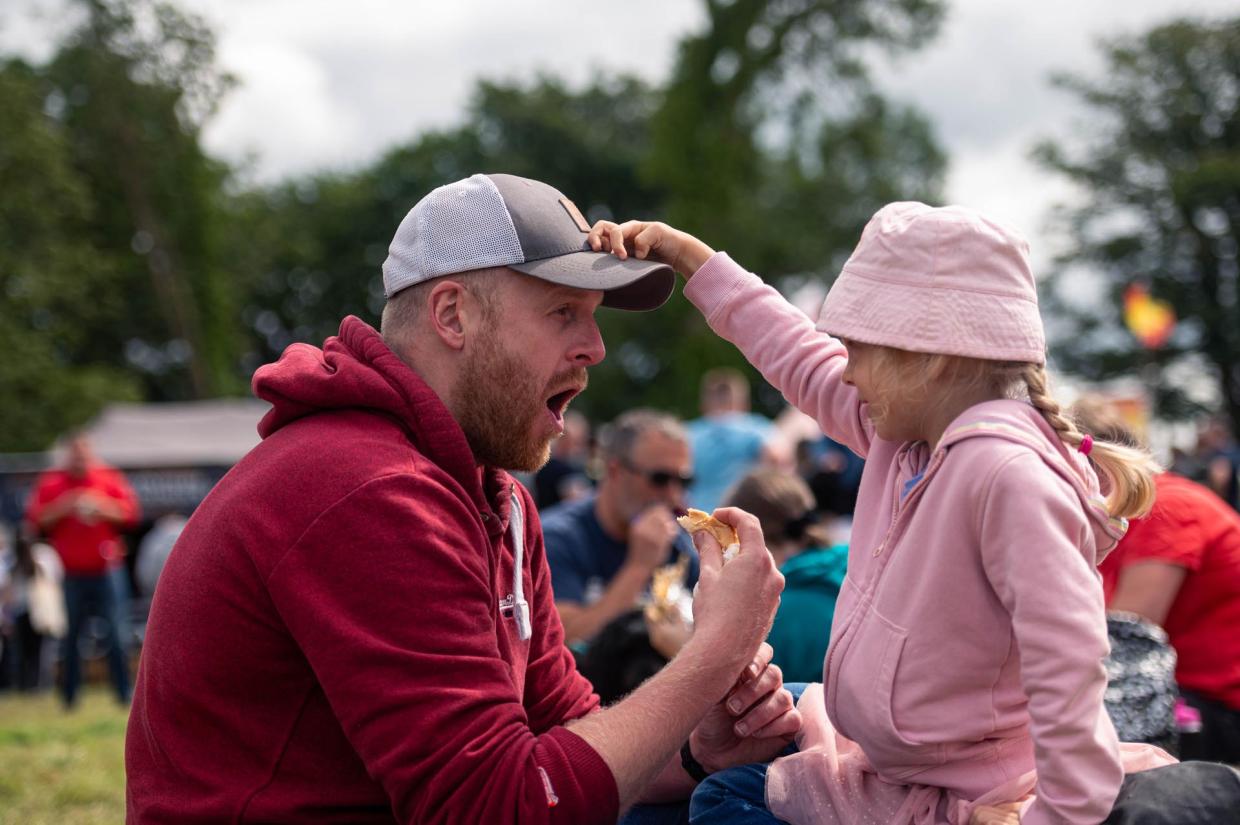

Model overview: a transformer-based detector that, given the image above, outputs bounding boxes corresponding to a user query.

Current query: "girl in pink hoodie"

[587,204,1240,824]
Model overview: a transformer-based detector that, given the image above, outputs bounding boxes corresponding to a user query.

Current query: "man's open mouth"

[546,388,580,422]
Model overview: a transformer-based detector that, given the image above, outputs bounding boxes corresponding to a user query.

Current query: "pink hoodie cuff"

[683,252,753,325]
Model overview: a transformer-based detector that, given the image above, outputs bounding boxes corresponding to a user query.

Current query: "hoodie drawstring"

[508,493,532,641]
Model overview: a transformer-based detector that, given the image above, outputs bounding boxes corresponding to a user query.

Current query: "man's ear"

[427,280,469,350]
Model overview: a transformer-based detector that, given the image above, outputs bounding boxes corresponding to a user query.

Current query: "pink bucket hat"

[816,202,1046,364]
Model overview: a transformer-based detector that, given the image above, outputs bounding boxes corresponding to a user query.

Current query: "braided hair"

[1020,363,1158,519]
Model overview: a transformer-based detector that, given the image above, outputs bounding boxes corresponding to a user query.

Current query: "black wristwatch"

[680,740,711,783]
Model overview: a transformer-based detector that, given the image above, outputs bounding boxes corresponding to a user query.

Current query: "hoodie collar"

[936,399,1127,558]
[252,316,512,523]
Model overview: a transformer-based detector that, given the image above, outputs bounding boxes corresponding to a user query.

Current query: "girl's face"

[840,339,926,442]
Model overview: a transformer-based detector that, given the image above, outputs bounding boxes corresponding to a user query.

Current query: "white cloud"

[870,0,1239,257]
[179,0,706,182]
[4,0,1236,256]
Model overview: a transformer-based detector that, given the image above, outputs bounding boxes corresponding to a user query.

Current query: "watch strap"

[680,739,711,783]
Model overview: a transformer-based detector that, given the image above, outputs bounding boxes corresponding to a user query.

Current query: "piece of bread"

[676,508,741,562]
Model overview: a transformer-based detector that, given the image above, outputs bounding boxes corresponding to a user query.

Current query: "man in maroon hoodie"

[126,173,798,824]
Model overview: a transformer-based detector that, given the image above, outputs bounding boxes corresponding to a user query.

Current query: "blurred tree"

[2,0,948,451]
[44,0,240,401]
[600,0,947,422]
[1036,18,1240,434]
[232,76,668,383]
[0,59,142,451]
[235,57,945,424]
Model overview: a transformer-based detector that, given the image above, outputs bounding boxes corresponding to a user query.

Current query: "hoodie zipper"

[823,446,946,737]
[871,449,946,557]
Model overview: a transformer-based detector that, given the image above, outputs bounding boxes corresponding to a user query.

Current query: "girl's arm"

[588,220,873,457]
[978,452,1123,825]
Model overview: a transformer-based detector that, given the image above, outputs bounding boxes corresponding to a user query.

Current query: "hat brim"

[510,251,676,311]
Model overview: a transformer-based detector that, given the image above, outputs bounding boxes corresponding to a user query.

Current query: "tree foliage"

[45,0,239,400]
[1,0,948,450]
[1036,17,1240,433]
[0,59,142,452]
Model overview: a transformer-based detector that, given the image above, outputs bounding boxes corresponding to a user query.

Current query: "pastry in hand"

[676,508,741,562]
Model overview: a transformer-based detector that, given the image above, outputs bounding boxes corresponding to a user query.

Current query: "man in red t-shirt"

[25,433,139,708]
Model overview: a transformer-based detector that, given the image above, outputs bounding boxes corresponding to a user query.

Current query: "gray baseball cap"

[382,173,675,311]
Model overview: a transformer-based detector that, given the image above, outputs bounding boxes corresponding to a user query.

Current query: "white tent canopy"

[58,399,270,469]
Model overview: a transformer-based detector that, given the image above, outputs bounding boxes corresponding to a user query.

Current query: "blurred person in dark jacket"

[533,409,594,510]
[0,526,65,692]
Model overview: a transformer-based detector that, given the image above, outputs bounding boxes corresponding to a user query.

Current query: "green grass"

[0,688,128,825]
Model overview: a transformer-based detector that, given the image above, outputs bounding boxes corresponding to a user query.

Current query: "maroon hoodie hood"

[252,315,503,514]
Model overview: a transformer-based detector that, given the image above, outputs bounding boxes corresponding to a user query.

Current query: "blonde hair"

[1021,364,1158,519]
[864,345,1158,520]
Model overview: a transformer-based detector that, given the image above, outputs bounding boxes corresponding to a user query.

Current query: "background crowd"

[5,377,1240,767]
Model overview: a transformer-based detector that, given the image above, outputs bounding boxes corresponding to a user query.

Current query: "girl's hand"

[969,801,1023,825]
[587,220,715,280]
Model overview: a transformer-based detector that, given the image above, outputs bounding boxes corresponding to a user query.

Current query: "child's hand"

[969,801,1023,825]
[587,219,715,280]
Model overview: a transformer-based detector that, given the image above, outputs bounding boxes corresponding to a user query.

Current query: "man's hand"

[689,642,801,773]
[688,508,783,669]
[565,507,784,809]
[627,505,680,573]
[587,220,715,280]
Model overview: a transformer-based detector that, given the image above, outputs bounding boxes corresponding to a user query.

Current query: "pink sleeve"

[979,453,1123,825]
[683,252,874,458]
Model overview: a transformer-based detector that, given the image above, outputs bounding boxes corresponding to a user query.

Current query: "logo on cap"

[558,198,591,233]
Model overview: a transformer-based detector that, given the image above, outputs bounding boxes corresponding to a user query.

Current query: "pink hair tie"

[1078,435,1094,456]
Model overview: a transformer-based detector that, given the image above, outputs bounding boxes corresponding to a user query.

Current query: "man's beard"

[454,328,585,473]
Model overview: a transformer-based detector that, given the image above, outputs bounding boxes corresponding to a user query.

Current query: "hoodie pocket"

[834,607,944,779]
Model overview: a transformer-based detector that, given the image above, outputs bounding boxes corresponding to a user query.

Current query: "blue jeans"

[61,572,131,707]
[620,683,807,825]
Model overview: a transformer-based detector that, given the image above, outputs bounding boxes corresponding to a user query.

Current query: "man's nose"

[665,478,688,504]
[572,319,606,367]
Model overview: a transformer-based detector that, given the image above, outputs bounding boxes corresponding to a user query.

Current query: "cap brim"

[510,251,676,311]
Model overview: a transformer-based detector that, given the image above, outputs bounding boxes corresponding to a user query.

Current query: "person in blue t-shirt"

[542,409,699,648]
[685,368,786,513]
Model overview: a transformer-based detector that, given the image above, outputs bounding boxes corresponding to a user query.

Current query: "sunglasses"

[622,459,695,489]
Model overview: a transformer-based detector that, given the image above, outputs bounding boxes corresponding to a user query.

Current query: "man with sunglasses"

[543,409,700,648]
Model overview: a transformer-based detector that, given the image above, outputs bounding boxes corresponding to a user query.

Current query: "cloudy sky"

[2,0,1236,267]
